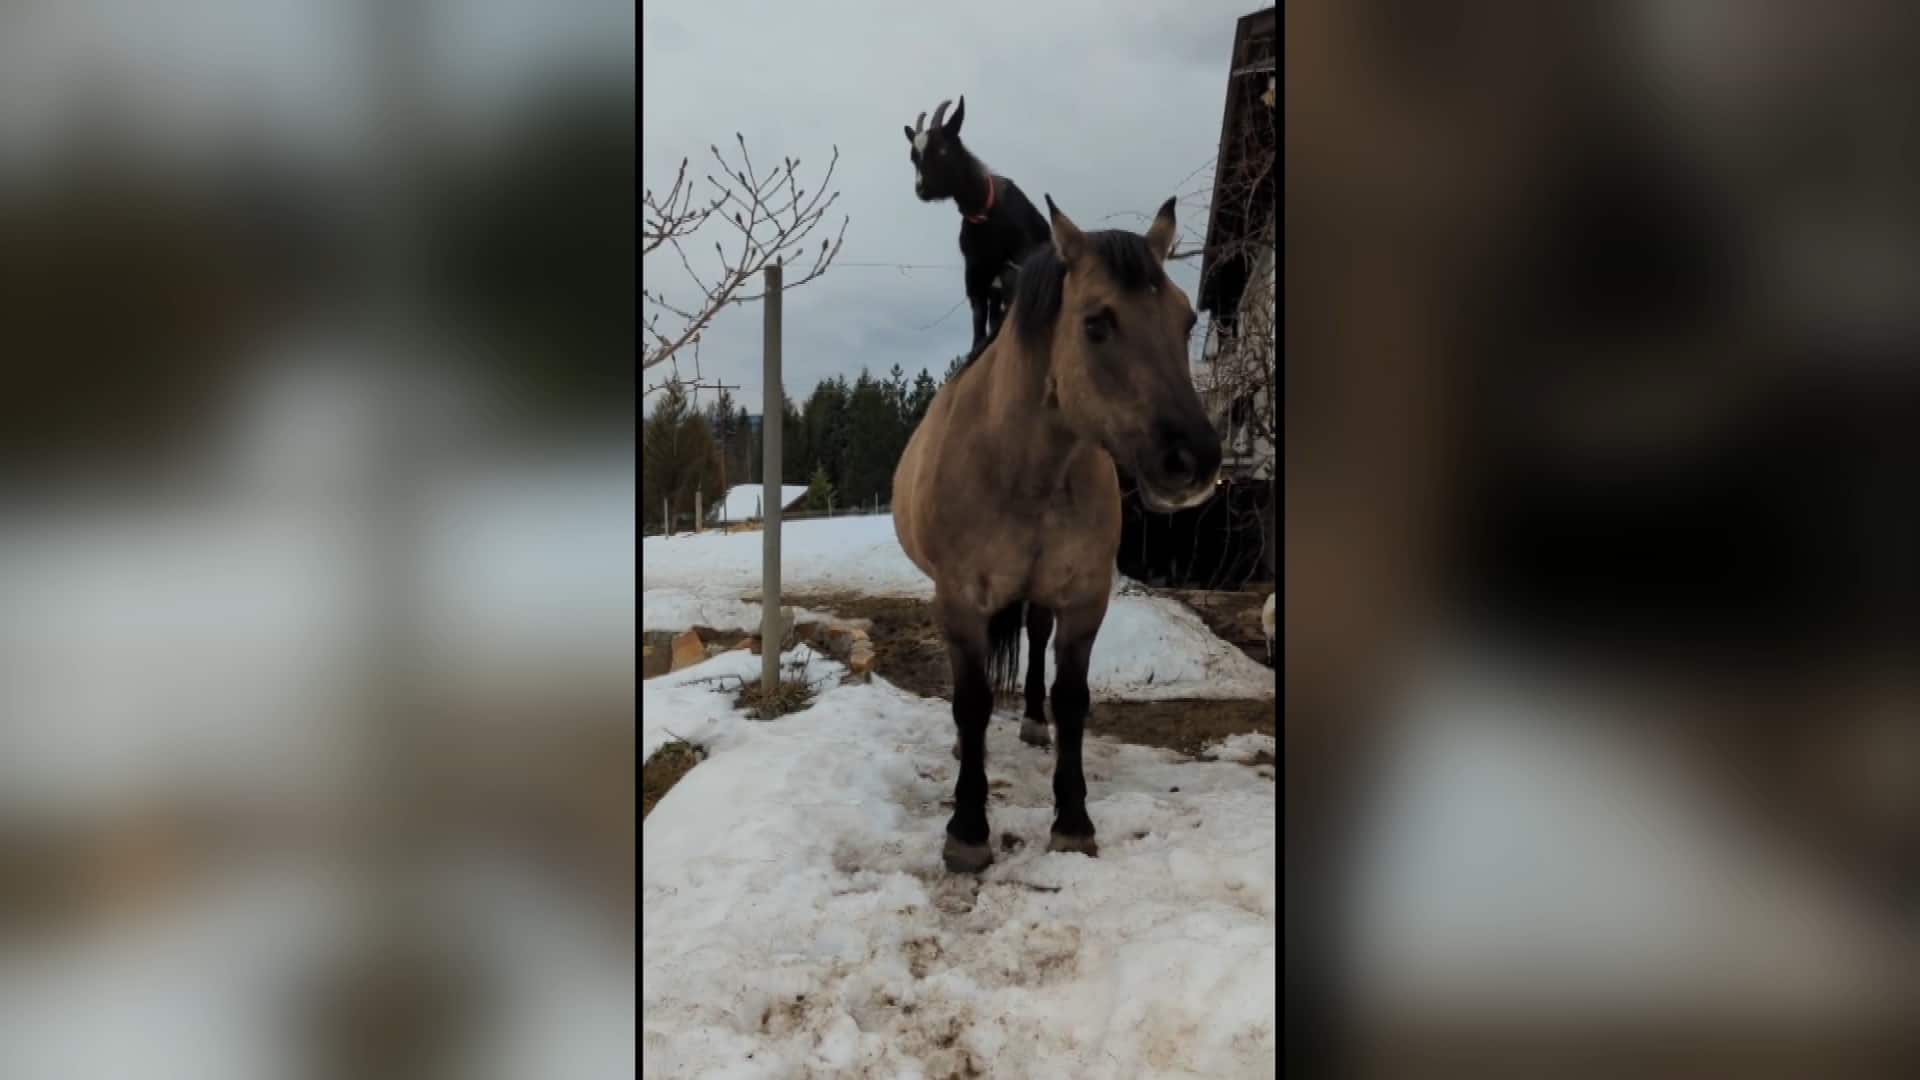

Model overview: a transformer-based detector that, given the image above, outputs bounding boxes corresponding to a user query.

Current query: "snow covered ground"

[642,516,1278,1076]
[642,516,1275,703]
[645,514,934,599]
[642,648,1277,1078]
[707,484,807,525]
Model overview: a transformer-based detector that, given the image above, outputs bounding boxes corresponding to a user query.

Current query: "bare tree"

[1128,71,1275,589]
[1190,71,1276,482]
[643,135,849,395]
[1098,71,1275,468]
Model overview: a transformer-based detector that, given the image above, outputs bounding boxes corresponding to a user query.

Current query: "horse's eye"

[1084,311,1114,344]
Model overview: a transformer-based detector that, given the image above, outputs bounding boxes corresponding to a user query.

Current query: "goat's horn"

[931,99,952,128]
[914,110,926,133]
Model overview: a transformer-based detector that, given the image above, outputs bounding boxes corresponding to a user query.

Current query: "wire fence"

[645,500,890,538]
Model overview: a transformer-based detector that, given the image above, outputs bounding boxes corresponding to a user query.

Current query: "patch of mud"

[904,936,944,978]
[896,1002,984,1080]
[920,872,981,917]
[785,593,950,698]
[760,991,834,1039]
[784,591,1275,761]
[641,630,677,679]
[1091,699,1275,759]
[641,740,706,820]
[1014,924,1081,985]
[1166,586,1273,668]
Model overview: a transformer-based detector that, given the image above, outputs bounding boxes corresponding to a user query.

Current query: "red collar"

[963,174,996,224]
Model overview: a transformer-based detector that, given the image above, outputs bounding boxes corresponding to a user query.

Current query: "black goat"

[905,97,1051,358]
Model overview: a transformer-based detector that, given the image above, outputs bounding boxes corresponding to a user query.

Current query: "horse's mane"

[1008,230,1165,347]
[945,230,1161,384]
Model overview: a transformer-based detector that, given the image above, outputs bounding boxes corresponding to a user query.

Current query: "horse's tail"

[986,601,1025,701]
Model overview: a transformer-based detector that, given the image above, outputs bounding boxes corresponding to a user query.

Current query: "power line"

[915,298,967,331]
[834,260,961,272]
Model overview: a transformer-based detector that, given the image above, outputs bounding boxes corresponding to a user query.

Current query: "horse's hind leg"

[1020,605,1053,747]
[938,604,996,873]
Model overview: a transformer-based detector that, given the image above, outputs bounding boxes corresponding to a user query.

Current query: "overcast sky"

[643,0,1264,412]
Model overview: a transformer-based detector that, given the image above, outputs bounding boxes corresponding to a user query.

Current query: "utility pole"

[761,261,784,693]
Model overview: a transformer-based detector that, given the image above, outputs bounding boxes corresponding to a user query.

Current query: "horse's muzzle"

[1137,426,1224,512]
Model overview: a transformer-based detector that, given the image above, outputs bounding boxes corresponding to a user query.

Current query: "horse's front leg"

[939,603,995,873]
[1047,600,1104,856]
[1020,604,1053,747]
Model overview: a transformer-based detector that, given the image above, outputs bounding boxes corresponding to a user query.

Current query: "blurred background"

[1284,1,1920,1075]
[0,1,634,1078]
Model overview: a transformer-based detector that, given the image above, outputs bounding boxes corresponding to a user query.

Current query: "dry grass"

[734,672,819,719]
[642,739,708,820]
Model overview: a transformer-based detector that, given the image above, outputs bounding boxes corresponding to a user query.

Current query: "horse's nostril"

[1163,445,1197,483]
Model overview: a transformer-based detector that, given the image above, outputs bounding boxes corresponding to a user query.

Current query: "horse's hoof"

[1047,833,1098,858]
[943,835,994,874]
[1018,717,1051,747]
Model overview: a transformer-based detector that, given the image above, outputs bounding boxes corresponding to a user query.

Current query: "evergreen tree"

[942,353,967,385]
[907,369,939,427]
[803,463,835,512]
[748,395,808,484]
[802,377,852,490]
[706,388,743,490]
[884,364,909,424]
[781,395,808,483]
[737,403,755,482]
[843,370,902,507]
[642,382,725,530]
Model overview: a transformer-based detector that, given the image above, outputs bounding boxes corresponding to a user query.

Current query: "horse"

[904,97,1052,358]
[893,194,1222,873]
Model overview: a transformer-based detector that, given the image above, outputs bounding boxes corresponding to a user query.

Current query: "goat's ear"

[1145,197,1177,263]
[1045,194,1085,265]
[903,125,915,142]
[944,96,965,137]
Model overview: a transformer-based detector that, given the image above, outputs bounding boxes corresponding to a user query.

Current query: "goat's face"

[903,97,971,204]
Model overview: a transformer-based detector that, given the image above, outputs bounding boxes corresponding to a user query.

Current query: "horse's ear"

[1145,197,1177,263]
[1045,194,1085,265]
[944,96,965,137]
